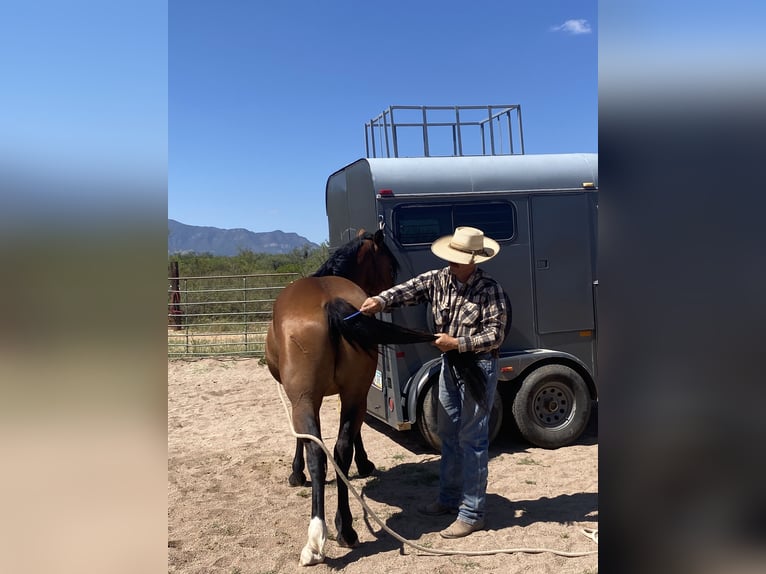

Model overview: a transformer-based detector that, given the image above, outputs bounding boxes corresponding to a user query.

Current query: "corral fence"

[168,267,299,357]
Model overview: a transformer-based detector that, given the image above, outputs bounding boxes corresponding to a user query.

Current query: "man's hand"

[433,333,459,352]
[360,297,383,315]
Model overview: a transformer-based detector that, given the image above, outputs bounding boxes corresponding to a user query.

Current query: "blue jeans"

[437,352,498,525]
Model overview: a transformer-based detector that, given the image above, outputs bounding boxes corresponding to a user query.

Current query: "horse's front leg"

[353,431,376,478]
[289,438,307,487]
[333,405,364,548]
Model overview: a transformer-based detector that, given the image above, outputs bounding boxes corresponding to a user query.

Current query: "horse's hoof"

[289,472,307,487]
[299,517,327,566]
[356,460,376,478]
[299,546,325,566]
[336,529,359,548]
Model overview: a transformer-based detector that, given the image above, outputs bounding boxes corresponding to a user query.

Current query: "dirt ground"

[168,358,598,574]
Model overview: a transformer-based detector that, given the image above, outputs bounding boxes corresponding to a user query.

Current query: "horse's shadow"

[325,457,598,569]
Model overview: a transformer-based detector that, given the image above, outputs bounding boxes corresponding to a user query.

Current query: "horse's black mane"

[312,232,399,279]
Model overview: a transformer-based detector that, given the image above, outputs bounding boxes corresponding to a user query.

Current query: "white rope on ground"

[276,381,598,558]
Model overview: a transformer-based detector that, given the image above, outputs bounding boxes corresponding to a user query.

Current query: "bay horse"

[265,229,434,566]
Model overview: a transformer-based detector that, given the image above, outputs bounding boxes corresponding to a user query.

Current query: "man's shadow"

[327,401,599,567]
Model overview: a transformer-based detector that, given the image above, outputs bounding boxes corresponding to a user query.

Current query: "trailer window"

[453,203,515,240]
[395,205,452,244]
[394,202,515,245]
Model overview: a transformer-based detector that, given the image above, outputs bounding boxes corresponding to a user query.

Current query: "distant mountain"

[168,219,319,256]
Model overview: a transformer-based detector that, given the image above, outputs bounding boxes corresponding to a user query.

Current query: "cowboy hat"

[431,226,500,264]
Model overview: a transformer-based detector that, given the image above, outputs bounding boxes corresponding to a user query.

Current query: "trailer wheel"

[511,364,591,449]
[416,378,503,452]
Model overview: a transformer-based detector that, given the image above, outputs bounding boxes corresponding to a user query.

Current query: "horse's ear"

[373,228,385,247]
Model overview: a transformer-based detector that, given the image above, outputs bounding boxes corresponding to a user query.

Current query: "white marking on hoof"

[299,516,327,566]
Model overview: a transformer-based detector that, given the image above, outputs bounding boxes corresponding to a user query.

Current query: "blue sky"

[169,1,597,245]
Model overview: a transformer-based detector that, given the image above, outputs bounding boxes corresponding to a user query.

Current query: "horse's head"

[313,228,399,296]
[353,229,399,296]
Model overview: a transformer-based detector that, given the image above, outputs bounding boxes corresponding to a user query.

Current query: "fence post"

[243,275,249,351]
[169,261,183,330]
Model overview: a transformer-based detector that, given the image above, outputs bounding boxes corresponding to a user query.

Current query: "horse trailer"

[325,106,598,450]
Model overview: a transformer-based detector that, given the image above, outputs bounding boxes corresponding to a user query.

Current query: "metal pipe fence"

[168,272,299,357]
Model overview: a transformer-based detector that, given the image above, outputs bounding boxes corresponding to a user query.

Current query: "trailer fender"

[498,349,597,400]
[405,355,505,452]
[403,357,443,424]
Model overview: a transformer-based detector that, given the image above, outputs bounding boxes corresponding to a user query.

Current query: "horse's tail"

[325,299,491,410]
[325,298,435,356]
[445,350,489,411]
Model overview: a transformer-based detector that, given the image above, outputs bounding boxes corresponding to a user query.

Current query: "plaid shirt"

[375,267,507,354]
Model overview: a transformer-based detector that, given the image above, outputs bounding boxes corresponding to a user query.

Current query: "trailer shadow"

[363,399,598,458]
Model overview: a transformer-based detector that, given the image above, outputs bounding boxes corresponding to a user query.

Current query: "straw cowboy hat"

[431,226,500,264]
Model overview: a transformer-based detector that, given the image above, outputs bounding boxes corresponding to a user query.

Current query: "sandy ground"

[168,358,598,574]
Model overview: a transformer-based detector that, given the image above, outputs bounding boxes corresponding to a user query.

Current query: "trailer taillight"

[378,189,394,196]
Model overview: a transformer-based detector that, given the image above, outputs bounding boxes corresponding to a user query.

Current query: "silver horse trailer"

[325,107,598,449]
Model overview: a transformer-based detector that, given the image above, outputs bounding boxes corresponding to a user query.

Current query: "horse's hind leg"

[289,438,307,487]
[333,402,366,548]
[290,406,326,487]
[353,431,376,478]
[301,436,328,565]
[292,406,328,566]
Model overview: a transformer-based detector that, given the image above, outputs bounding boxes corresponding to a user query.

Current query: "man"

[360,226,508,538]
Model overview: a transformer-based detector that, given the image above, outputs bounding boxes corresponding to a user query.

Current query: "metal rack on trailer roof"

[364,104,525,159]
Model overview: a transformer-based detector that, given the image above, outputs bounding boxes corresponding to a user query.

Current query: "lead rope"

[276,381,598,558]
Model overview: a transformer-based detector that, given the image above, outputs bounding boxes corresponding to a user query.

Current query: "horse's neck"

[348,270,377,296]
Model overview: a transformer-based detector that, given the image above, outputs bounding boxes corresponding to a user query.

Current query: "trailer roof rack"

[365,104,525,159]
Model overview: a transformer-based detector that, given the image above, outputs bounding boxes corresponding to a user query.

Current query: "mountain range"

[168,219,319,256]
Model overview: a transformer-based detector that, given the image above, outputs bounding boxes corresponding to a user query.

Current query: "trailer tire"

[511,364,591,449]
[416,377,503,452]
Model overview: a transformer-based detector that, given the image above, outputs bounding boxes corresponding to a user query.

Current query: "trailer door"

[531,194,595,333]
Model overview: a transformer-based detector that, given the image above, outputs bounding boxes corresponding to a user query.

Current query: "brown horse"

[265,229,433,566]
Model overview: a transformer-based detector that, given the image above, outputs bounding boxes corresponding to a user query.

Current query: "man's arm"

[360,269,439,315]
